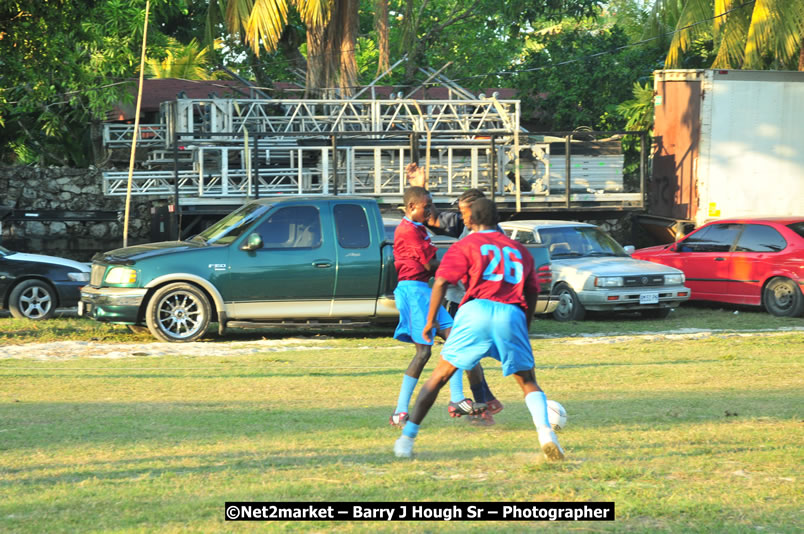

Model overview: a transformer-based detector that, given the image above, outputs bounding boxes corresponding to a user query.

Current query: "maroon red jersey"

[436,230,540,311]
[394,218,437,282]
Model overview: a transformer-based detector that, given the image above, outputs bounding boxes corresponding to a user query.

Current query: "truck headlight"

[68,272,90,282]
[595,276,623,287]
[105,267,137,285]
[664,273,684,285]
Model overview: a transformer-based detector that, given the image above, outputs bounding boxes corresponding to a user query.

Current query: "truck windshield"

[539,227,627,258]
[195,203,270,245]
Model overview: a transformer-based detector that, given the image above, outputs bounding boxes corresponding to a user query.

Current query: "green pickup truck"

[79,196,556,342]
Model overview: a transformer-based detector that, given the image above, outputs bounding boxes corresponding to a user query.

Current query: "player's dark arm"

[524,289,538,330]
[422,258,440,273]
[422,277,449,343]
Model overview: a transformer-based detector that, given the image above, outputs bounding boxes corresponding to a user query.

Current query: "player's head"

[457,188,485,223]
[403,186,433,223]
[468,197,498,229]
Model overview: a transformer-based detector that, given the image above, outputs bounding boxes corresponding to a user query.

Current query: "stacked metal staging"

[102,77,643,213]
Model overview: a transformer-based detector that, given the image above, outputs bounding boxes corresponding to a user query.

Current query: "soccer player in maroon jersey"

[390,186,487,428]
[394,197,565,461]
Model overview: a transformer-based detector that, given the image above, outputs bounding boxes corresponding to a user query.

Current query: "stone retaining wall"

[0,166,153,261]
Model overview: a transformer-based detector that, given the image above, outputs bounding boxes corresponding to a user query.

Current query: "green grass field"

[1,308,802,532]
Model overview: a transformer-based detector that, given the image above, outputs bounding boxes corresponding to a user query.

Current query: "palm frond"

[665,0,714,68]
[293,0,331,28]
[146,38,212,80]
[245,0,290,55]
[712,1,750,68]
[225,0,256,36]
[745,0,804,69]
[205,0,227,47]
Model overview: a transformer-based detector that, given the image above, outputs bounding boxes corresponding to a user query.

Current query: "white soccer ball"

[547,400,567,431]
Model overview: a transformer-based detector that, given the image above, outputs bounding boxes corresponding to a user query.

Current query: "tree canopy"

[1,0,801,166]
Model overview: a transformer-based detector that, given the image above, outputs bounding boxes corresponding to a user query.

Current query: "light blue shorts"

[441,299,534,376]
[394,280,454,345]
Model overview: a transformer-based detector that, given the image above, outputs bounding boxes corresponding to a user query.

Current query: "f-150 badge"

[208,264,227,271]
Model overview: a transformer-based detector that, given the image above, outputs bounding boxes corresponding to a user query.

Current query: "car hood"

[94,241,209,263]
[5,252,90,272]
[553,256,680,276]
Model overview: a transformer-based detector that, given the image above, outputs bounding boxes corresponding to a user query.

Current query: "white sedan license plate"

[639,293,659,305]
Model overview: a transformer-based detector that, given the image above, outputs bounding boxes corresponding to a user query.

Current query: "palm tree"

[664,0,804,70]
[207,0,360,96]
[146,39,214,80]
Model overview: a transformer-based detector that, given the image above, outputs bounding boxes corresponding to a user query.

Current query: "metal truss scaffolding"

[102,96,644,211]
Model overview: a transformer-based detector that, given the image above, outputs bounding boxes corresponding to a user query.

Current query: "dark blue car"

[0,246,90,320]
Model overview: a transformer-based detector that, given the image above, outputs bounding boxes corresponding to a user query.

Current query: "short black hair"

[403,186,430,206]
[470,198,498,227]
[457,188,485,206]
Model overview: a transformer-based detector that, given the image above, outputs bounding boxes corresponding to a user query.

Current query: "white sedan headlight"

[68,272,90,282]
[664,273,685,285]
[595,276,624,287]
[105,267,137,285]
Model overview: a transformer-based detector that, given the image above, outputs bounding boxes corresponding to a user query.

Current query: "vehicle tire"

[763,277,804,317]
[8,279,57,320]
[145,283,211,342]
[642,308,671,320]
[552,283,586,322]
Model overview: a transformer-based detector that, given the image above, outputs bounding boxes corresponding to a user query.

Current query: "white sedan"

[500,220,690,321]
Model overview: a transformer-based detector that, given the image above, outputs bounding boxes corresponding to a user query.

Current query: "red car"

[632,218,804,317]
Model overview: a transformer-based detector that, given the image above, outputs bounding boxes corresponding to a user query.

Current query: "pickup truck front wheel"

[145,283,211,342]
[552,282,586,322]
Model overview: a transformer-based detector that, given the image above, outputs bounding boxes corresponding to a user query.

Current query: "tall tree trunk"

[375,0,389,76]
[330,0,359,97]
[306,24,327,98]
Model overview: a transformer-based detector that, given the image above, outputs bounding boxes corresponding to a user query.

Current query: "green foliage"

[0,0,175,166]
[146,38,214,80]
[617,80,655,132]
[663,0,804,70]
[515,22,665,131]
[617,80,655,188]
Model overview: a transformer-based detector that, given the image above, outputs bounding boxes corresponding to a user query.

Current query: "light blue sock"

[525,391,550,429]
[449,370,465,403]
[395,374,418,414]
[402,421,420,439]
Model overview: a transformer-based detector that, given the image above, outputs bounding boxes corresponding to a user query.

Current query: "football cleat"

[538,427,565,461]
[486,398,504,415]
[448,398,487,418]
[394,435,415,458]
[389,412,409,428]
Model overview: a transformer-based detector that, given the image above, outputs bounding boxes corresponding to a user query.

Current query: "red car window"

[679,223,742,253]
[735,224,787,253]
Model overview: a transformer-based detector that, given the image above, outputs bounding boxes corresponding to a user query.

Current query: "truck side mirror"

[623,245,635,255]
[240,232,263,251]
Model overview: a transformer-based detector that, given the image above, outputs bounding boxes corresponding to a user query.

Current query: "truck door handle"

[714,257,725,261]
[312,260,333,268]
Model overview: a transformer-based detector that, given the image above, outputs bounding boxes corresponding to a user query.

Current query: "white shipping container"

[652,69,804,227]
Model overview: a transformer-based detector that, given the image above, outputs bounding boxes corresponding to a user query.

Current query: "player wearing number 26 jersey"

[437,229,540,311]
[436,229,541,376]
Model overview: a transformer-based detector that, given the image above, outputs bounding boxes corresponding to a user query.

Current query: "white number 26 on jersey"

[480,244,523,283]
